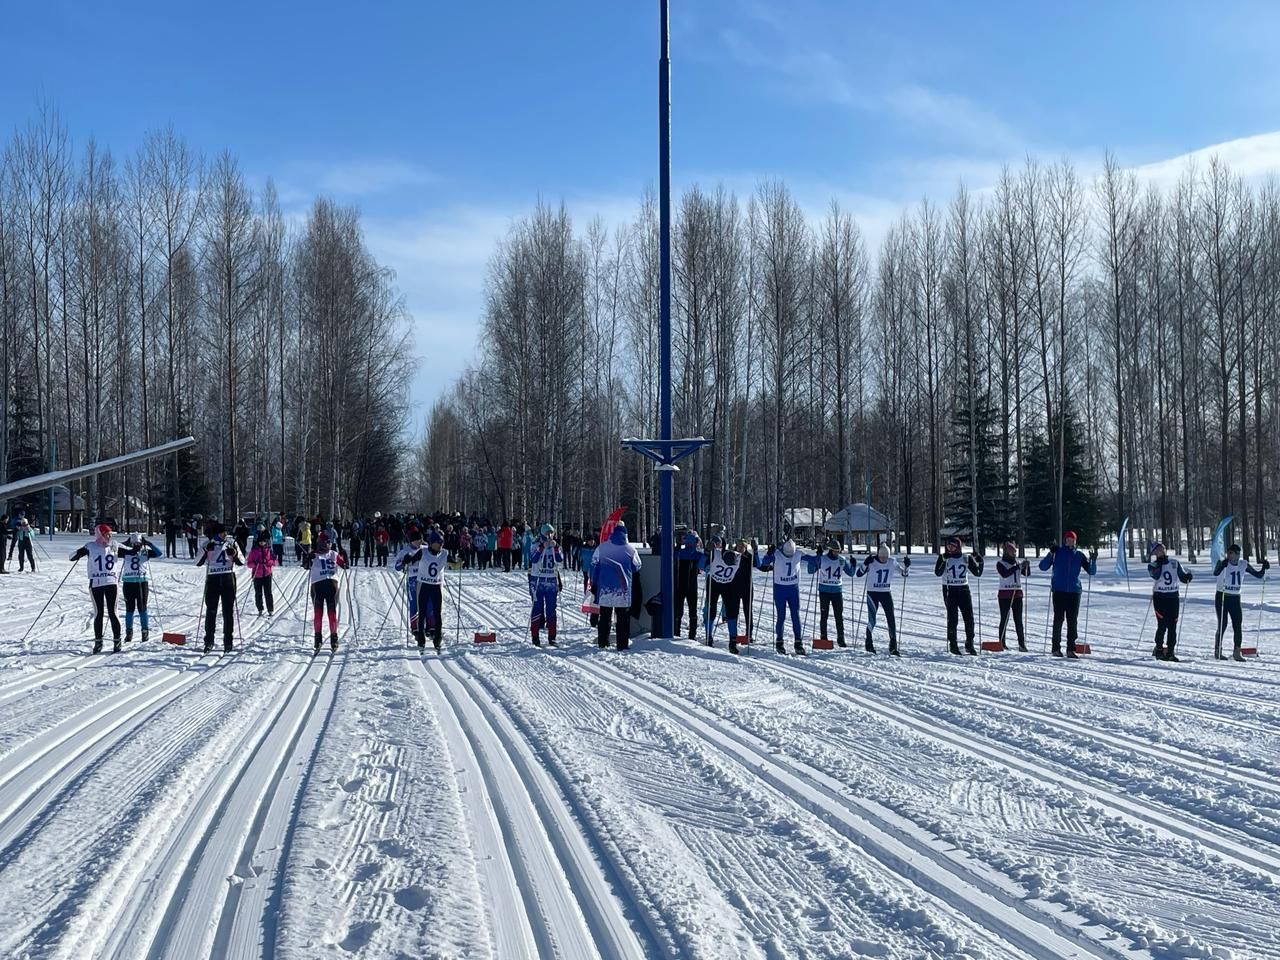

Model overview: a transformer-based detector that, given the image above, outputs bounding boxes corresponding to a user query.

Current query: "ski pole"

[1137,593,1154,653]
[455,561,463,646]
[1082,572,1093,648]
[20,563,76,645]
[852,555,869,645]
[975,555,985,648]
[1254,564,1268,657]
[898,556,909,647]
[375,567,407,641]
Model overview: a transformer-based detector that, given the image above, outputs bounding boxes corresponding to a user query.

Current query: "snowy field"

[1,535,1278,960]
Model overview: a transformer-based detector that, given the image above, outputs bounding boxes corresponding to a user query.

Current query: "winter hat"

[126,532,141,546]
[609,521,628,545]
[407,524,423,541]
[95,523,112,546]
[316,532,330,549]
[825,537,841,555]
[1002,540,1017,557]
[877,543,890,561]
[427,530,444,546]
[683,530,700,548]
[1151,541,1166,554]
[946,537,962,553]
[1063,530,1078,542]
[540,523,555,536]
[1228,543,1242,555]
[780,538,796,558]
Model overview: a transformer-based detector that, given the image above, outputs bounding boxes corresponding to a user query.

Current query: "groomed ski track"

[2,542,1278,958]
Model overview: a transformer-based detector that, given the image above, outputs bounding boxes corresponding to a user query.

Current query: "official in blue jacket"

[1037,530,1097,658]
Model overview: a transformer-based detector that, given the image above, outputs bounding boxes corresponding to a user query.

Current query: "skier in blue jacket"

[758,538,806,655]
[1037,530,1097,658]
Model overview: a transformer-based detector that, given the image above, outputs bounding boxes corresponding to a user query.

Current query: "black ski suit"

[935,552,983,654]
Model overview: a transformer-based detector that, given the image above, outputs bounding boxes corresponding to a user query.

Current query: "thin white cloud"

[1131,130,1280,191]
[317,160,436,196]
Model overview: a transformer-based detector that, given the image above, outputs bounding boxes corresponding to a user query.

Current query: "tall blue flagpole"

[657,0,674,640]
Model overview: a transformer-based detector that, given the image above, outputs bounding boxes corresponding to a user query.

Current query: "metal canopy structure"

[824,502,895,536]
[620,2,714,641]
[0,436,196,537]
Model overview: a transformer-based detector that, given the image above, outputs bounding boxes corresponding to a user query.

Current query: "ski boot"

[1164,648,1180,663]
[112,639,122,653]
[729,638,740,655]
[125,629,134,644]
[1050,646,1063,658]
[836,636,847,648]
[141,629,149,643]
[547,635,558,647]
[92,638,103,654]
[1066,647,1079,659]
[793,641,807,656]
[1017,641,1028,653]
[949,641,962,656]
[1214,648,1228,660]
[330,634,339,652]
[775,640,786,655]
[532,635,542,647]
[865,639,876,654]
[889,643,901,657]
[1233,647,1246,662]
[417,634,427,650]
[1152,644,1165,659]
[598,637,610,649]
[965,643,978,656]
[617,639,629,651]
[224,640,234,653]
[204,639,214,654]
[313,632,323,655]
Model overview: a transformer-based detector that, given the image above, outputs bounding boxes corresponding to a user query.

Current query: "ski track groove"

[738,649,1280,883]
[420,646,655,960]
[840,661,1280,796]
[557,652,1125,960]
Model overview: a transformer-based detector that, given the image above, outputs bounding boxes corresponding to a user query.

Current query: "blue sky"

[5,0,1280,422]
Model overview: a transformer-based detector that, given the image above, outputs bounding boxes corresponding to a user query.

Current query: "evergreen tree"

[5,380,46,482]
[943,390,1007,547]
[170,405,212,517]
[1023,400,1103,547]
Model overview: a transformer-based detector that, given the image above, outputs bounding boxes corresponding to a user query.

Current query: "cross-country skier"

[10,516,36,571]
[803,538,857,648]
[246,531,276,615]
[69,523,122,653]
[528,523,563,647]
[995,541,1031,652]
[118,532,161,642]
[857,543,909,655]
[393,525,425,635]
[675,529,702,640]
[759,538,807,655]
[305,532,347,653]
[1038,531,1096,658]
[1148,541,1193,661]
[935,537,984,655]
[196,523,244,653]
[271,518,285,565]
[414,531,448,651]
[1213,544,1268,661]
[590,520,642,650]
[698,536,749,654]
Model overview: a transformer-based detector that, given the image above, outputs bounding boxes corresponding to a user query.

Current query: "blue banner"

[1211,515,1234,568]
[1114,517,1129,579]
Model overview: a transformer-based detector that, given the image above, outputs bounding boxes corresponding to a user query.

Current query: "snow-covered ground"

[1,535,1277,960]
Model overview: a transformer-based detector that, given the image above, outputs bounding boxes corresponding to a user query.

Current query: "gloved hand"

[1048,542,1058,553]
[902,557,912,568]
[1020,560,1031,576]
[1089,548,1098,562]
[1186,571,1194,581]
[1264,558,1272,571]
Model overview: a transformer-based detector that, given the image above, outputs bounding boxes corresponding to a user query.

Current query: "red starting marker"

[733,632,751,645]
[812,637,835,651]
[473,631,497,645]
[161,632,188,646]
[1073,643,1092,655]
[980,640,1004,652]
[1239,645,1258,657]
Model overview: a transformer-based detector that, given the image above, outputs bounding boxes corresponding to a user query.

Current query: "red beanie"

[1063,530,1077,541]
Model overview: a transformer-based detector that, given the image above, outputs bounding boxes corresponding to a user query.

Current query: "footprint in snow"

[393,885,431,911]
[338,920,380,953]
[341,778,366,794]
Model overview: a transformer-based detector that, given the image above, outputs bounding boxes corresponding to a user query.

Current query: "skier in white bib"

[1212,543,1267,661]
[118,532,162,643]
[857,543,909,655]
[69,523,122,653]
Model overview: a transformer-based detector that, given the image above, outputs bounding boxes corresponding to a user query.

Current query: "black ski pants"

[865,591,897,648]
[1214,592,1244,654]
[597,605,631,649]
[204,575,237,649]
[674,568,698,639]
[1051,590,1081,653]
[943,586,975,649]
[998,593,1025,647]
[92,584,121,640]
[253,575,274,614]
[1153,591,1181,652]
[819,592,844,644]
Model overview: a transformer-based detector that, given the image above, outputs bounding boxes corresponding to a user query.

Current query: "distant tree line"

[0,109,412,526]
[419,152,1280,560]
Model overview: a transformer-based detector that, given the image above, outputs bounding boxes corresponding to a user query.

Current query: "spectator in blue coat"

[1037,530,1097,658]
[590,522,642,651]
